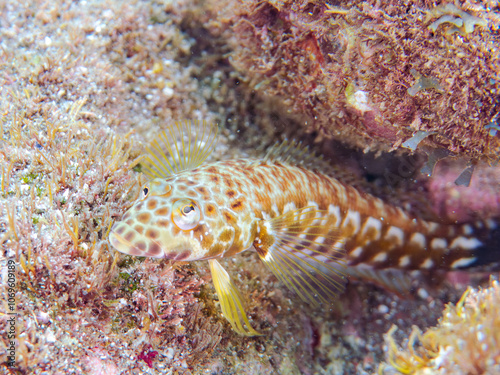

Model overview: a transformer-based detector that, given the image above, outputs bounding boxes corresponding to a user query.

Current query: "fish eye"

[172,199,200,230]
[182,204,195,214]
[142,187,149,198]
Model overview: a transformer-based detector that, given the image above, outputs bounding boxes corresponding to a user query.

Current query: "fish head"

[109,176,230,261]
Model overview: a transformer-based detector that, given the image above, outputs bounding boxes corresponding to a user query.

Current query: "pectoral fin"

[254,206,346,307]
[208,259,261,336]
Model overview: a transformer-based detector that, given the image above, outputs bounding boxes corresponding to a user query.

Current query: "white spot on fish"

[399,255,411,267]
[333,239,346,250]
[315,236,325,244]
[426,222,439,233]
[431,238,447,250]
[350,246,363,258]
[263,220,273,233]
[328,204,341,227]
[420,258,434,269]
[462,224,473,236]
[385,226,404,246]
[450,257,477,268]
[342,210,361,234]
[361,216,382,240]
[373,252,388,263]
[283,202,297,214]
[272,203,280,216]
[410,233,426,249]
[450,236,482,250]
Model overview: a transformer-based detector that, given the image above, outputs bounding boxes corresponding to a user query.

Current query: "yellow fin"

[209,259,261,336]
[255,207,346,307]
[143,120,218,179]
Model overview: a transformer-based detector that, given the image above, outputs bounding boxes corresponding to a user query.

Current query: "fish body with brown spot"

[109,121,500,336]
[111,158,498,270]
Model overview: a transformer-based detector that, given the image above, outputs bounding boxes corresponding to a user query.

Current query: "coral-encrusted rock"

[215,0,500,159]
[381,279,500,374]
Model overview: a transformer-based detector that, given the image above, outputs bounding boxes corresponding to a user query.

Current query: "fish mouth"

[109,226,166,258]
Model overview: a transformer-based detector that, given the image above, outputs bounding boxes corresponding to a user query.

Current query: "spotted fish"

[109,120,499,335]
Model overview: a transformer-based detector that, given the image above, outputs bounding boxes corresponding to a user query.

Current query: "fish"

[109,120,499,335]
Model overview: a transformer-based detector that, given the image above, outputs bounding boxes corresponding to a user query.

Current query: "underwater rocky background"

[214,0,500,160]
[0,0,499,374]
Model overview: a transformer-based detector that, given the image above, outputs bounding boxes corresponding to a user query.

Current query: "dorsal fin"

[142,120,218,179]
[264,139,326,170]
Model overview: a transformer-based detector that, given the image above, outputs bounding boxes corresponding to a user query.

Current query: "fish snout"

[109,223,165,258]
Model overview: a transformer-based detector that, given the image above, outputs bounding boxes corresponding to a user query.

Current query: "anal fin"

[209,259,261,336]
